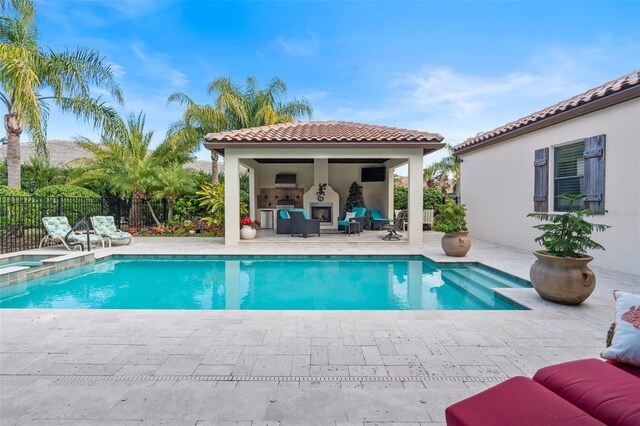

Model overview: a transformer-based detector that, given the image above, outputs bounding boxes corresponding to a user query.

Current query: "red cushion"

[534,359,640,426]
[607,359,640,379]
[445,376,604,426]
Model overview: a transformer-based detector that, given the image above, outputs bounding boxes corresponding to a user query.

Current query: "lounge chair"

[90,216,134,247]
[382,210,406,240]
[370,209,390,230]
[289,209,320,238]
[39,216,104,250]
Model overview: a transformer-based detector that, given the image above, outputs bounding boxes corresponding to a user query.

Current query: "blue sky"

[38,0,640,169]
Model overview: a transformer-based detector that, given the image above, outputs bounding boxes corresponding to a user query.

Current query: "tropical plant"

[1,0,124,189]
[167,76,313,182]
[527,194,609,258]
[153,163,196,221]
[424,144,460,194]
[434,198,467,233]
[71,112,191,228]
[196,181,248,228]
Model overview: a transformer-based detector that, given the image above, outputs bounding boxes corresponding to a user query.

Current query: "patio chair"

[370,209,390,230]
[382,210,406,241]
[289,209,320,238]
[276,209,292,234]
[90,216,134,247]
[394,209,409,231]
[39,216,104,250]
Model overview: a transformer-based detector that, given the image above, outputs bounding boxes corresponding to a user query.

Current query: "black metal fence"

[0,195,167,254]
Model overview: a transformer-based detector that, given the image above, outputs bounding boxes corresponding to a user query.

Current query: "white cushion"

[345,212,356,221]
[601,290,640,367]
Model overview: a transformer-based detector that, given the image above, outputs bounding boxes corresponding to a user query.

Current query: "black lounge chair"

[382,210,406,241]
[289,210,321,238]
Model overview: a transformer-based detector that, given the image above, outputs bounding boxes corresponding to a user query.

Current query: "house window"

[554,141,585,211]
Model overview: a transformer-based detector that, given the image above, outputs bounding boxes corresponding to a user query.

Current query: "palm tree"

[1,0,124,189]
[168,76,313,182]
[154,163,196,221]
[424,144,461,195]
[72,112,191,228]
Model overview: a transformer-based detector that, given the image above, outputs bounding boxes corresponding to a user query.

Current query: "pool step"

[440,269,497,308]
[469,266,530,288]
[453,268,517,290]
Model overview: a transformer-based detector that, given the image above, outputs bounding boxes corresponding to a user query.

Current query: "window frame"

[552,139,586,212]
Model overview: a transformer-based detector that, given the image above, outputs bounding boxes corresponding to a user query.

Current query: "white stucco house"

[455,71,640,276]
[204,121,445,245]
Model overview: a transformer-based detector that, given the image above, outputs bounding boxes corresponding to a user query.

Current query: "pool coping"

[0,252,534,311]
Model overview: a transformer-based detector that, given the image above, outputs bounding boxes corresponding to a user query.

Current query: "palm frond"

[55,95,125,138]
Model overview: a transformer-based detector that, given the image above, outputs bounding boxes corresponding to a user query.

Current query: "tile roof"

[455,70,640,153]
[204,121,444,143]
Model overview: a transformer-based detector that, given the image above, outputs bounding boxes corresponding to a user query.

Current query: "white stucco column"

[224,152,240,246]
[248,166,256,220]
[408,152,423,245]
[387,166,395,217]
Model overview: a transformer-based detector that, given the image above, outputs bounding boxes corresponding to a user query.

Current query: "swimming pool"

[0,256,529,310]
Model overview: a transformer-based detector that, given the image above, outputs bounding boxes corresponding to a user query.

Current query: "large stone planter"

[530,252,595,305]
[441,231,471,257]
[240,225,257,240]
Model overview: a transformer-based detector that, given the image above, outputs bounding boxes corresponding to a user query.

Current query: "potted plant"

[240,217,260,240]
[527,194,609,305]
[434,198,471,257]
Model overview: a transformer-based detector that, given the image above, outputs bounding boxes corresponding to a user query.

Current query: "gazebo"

[204,121,444,245]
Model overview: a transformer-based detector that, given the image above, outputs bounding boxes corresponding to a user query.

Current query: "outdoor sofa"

[445,358,640,425]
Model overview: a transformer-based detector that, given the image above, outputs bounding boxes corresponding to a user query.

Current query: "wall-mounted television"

[361,166,386,182]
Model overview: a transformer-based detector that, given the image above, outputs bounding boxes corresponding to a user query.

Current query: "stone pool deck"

[1,233,638,425]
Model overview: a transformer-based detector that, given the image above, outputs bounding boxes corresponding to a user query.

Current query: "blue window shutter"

[583,135,606,211]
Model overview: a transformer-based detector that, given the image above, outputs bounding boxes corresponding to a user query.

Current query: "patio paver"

[1,233,638,424]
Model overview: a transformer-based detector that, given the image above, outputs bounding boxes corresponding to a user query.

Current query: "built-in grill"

[276,199,296,210]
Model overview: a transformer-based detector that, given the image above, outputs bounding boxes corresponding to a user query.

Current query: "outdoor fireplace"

[310,203,333,225]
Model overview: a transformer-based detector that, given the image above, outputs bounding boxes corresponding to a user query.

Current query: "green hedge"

[0,185,38,227]
[0,185,104,229]
[34,185,100,198]
[393,184,444,210]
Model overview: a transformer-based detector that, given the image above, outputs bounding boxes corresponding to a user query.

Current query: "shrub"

[34,185,102,225]
[423,188,443,210]
[0,185,38,227]
[527,194,609,258]
[34,185,100,198]
[393,184,444,210]
[434,198,467,233]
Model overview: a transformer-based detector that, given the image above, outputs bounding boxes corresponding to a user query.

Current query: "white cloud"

[393,67,555,119]
[299,89,328,101]
[131,43,188,87]
[107,62,125,79]
[272,35,319,56]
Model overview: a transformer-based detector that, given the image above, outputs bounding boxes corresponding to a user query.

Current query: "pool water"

[0,256,529,310]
